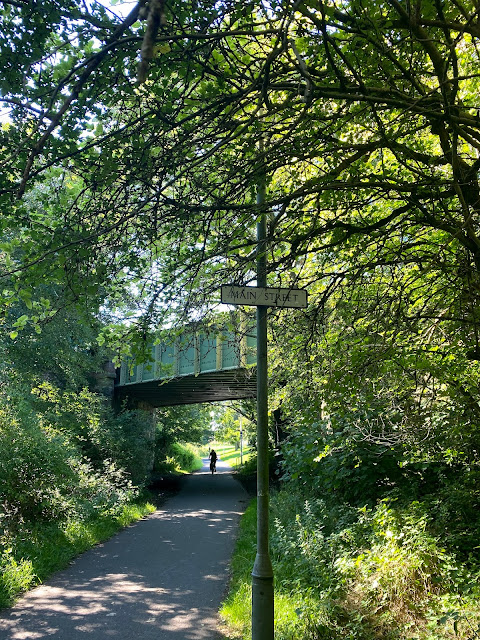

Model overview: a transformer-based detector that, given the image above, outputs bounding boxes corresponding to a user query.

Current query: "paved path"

[0,458,249,640]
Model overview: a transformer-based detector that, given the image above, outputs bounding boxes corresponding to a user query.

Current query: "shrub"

[100,409,155,486]
[31,383,155,486]
[0,403,79,525]
[0,549,36,609]
[0,397,137,533]
[335,501,456,630]
[271,489,354,598]
[153,442,202,474]
[222,484,480,640]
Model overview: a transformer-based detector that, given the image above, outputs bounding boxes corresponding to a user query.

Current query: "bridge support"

[91,360,117,400]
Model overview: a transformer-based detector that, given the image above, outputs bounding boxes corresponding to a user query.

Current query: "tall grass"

[153,441,203,474]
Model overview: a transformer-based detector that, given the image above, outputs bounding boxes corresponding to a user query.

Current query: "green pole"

[240,416,244,465]
[252,172,274,640]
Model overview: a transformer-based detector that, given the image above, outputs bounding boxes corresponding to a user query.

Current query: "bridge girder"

[114,368,256,407]
[114,322,257,407]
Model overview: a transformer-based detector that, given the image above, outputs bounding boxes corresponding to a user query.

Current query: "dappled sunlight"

[1,573,222,638]
[0,469,248,639]
[1,563,231,639]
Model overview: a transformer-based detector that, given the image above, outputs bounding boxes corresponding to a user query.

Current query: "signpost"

[221,285,308,309]
[239,416,243,466]
[251,180,274,640]
[221,215,307,640]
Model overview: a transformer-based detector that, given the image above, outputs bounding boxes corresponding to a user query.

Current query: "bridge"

[114,324,257,406]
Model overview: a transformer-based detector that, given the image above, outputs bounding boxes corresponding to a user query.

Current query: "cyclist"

[209,449,217,474]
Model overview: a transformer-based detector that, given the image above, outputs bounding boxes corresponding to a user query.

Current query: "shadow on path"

[0,458,248,640]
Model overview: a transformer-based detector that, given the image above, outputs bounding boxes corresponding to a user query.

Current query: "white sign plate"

[221,285,308,308]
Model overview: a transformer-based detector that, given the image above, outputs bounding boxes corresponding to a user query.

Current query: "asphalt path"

[0,457,249,640]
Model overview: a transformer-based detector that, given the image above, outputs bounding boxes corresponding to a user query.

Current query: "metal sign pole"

[251,173,274,640]
[240,416,244,466]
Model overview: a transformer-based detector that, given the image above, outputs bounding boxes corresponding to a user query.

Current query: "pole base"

[252,574,274,640]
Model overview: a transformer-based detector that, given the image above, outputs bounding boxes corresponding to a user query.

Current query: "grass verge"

[220,499,257,638]
[153,442,203,475]
[210,442,253,468]
[219,499,317,639]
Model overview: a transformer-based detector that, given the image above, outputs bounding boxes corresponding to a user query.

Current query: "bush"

[100,409,155,486]
[222,484,480,640]
[0,385,153,608]
[271,487,480,639]
[0,395,138,533]
[279,414,405,507]
[153,442,202,474]
[335,502,456,630]
[31,383,155,486]
[0,403,79,525]
[422,468,480,561]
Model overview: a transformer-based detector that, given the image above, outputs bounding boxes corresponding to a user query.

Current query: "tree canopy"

[2,0,480,451]
[1,0,480,443]
[1,0,478,334]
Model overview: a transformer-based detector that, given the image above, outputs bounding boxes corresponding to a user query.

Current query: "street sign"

[221,284,308,309]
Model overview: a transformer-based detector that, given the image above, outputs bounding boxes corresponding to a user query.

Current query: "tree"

[1,1,479,333]
[211,402,255,446]
[155,404,212,449]
[3,1,480,459]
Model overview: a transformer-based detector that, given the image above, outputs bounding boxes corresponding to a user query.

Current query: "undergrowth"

[221,488,480,640]
[153,441,203,474]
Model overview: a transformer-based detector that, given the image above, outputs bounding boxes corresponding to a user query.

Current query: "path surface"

[0,458,249,640]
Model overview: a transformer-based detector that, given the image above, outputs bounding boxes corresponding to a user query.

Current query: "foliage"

[4,2,480,633]
[0,393,137,528]
[212,405,243,446]
[3,0,480,348]
[2,0,480,486]
[28,381,156,486]
[236,454,258,478]
[211,403,255,448]
[101,409,156,486]
[0,401,80,525]
[153,441,202,475]
[0,549,36,608]
[155,404,212,451]
[0,498,155,608]
[4,298,102,389]
[222,488,480,640]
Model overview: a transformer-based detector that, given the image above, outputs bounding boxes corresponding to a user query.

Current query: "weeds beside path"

[221,487,480,640]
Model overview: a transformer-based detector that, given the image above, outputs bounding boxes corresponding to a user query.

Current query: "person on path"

[209,449,217,473]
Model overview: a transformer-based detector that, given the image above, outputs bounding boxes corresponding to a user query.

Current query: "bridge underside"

[114,368,257,407]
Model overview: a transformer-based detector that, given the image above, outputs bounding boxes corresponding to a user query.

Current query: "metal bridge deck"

[114,325,257,406]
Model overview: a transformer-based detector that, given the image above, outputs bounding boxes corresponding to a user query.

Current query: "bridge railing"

[117,324,256,387]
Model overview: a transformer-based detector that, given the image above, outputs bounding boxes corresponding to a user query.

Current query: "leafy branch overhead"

[1,0,480,343]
